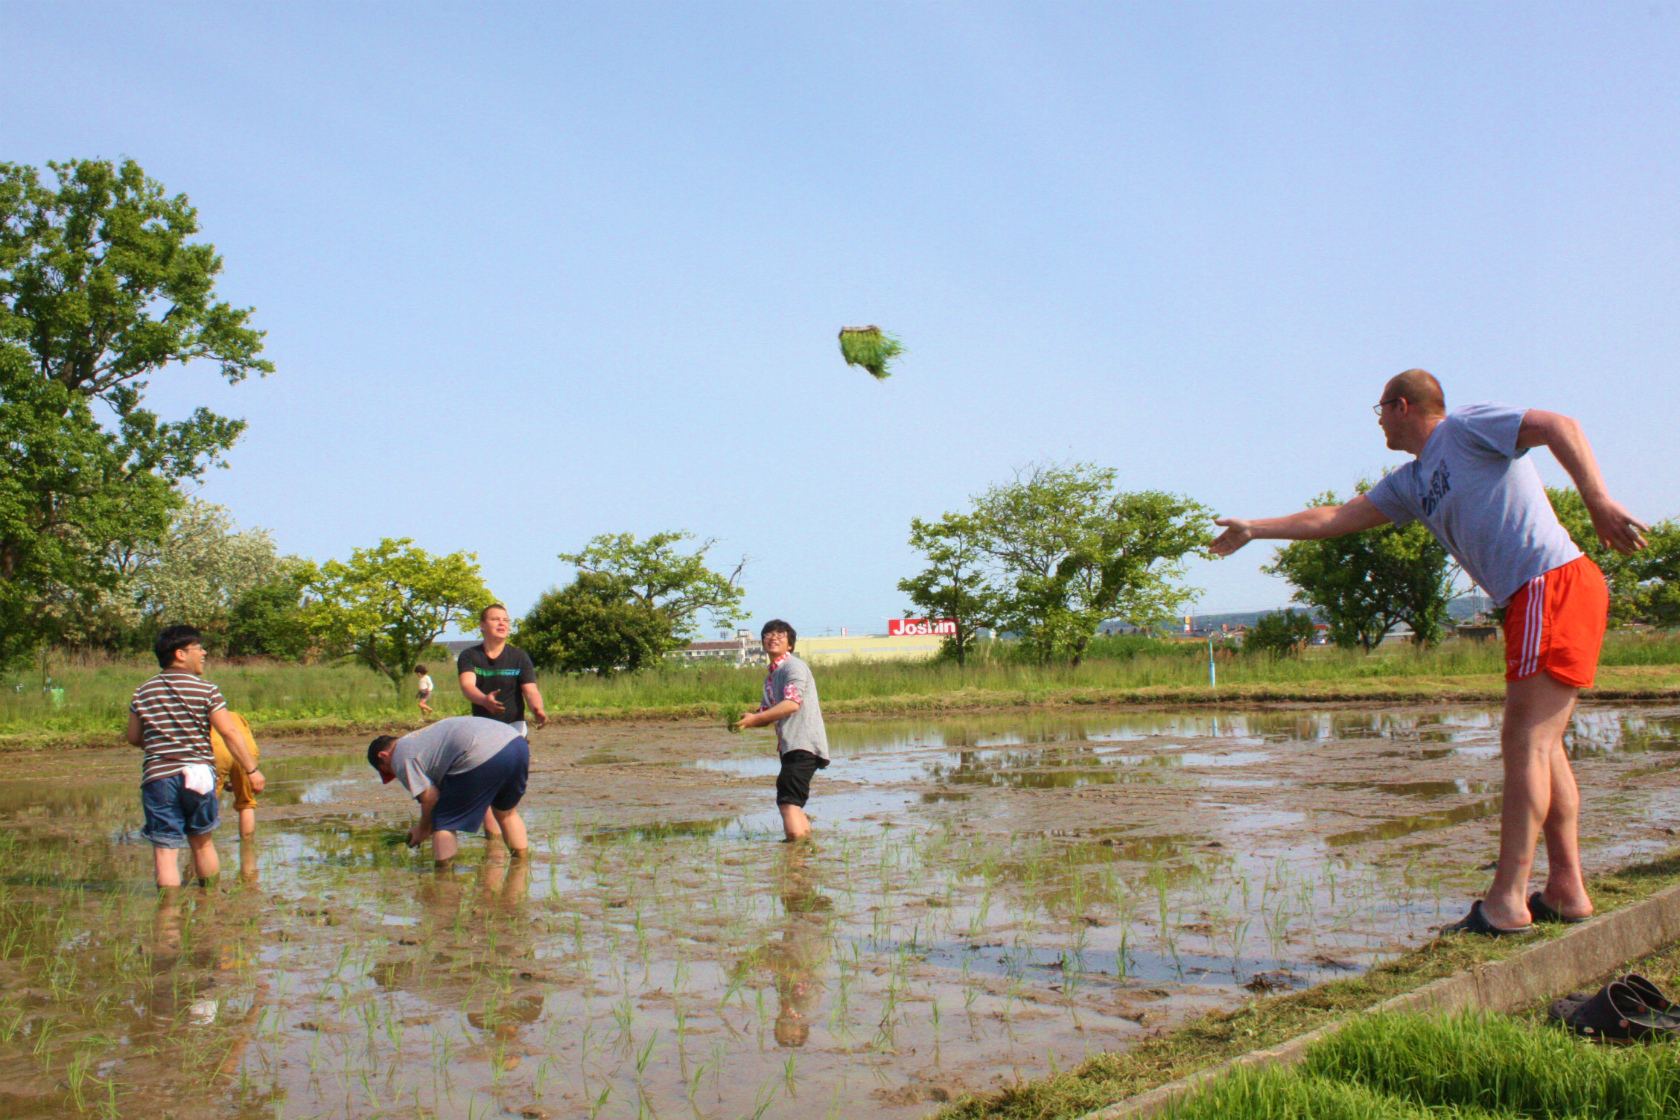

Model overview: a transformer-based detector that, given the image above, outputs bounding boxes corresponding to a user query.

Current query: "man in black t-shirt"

[457,604,548,840]
[457,604,548,736]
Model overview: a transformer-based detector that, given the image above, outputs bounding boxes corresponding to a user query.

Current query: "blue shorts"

[141,773,219,849]
[432,738,529,833]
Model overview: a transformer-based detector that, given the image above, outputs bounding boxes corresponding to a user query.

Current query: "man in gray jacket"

[735,620,829,842]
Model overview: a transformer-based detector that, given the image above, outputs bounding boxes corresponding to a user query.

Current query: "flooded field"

[3,703,1680,1119]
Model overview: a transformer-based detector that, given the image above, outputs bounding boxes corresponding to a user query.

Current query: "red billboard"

[888,618,957,636]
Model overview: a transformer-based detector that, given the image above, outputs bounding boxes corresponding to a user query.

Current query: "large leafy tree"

[300,539,493,692]
[1629,522,1680,627]
[518,573,673,677]
[50,499,284,651]
[1264,484,1460,651]
[225,563,317,661]
[965,463,1208,665]
[557,531,746,644]
[0,158,269,663]
[897,512,995,667]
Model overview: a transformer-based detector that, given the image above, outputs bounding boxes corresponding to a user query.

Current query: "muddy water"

[3,703,1679,1119]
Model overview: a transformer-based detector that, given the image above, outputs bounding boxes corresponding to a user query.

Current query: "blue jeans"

[141,773,219,849]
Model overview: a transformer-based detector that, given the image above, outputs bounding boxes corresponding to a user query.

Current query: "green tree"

[300,539,493,692]
[557,531,746,643]
[225,563,317,661]
[1542,487,1680,628]
[1264,483,1459,651]
[1244,609,1318,658]
[0,158,269,662]
[897,512,995,666]
[965,462,1208,665]
[518,573,672,676]
[128,501,281,630]
[1628,521,1680,627]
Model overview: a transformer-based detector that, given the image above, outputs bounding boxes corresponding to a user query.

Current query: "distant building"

[669,631,947,666]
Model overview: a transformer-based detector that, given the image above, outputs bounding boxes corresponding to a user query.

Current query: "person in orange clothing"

[1212,370,1646,936]
[210,711,261,838]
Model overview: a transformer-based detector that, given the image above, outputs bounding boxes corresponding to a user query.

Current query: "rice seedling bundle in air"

[838,326,904,380]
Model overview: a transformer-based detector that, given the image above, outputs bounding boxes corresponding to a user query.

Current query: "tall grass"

[1170,1011,1680,1119]
[5,631,1676,740]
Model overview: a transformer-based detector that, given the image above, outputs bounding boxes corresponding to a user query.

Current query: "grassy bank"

[933,847,1680,1120]
[5,632,1679,748]
[1169,1010,1680,1119]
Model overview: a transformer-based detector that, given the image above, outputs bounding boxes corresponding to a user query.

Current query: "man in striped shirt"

[126,624,264,888]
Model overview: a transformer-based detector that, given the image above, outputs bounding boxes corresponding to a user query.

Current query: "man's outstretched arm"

[1518,410,1648,556]
[1210,494,1391,557]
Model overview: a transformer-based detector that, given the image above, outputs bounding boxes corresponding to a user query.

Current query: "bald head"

[1385,369,1445,417]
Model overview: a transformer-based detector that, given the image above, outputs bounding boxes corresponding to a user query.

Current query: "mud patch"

[0,702,1674,1118]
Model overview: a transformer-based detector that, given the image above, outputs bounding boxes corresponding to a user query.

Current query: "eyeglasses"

[1372,397,1403,416]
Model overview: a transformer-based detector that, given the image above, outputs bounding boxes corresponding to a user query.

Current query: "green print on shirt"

[475,668,523,676]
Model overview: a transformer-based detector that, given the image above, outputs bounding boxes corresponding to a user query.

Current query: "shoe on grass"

[1439,899,1533,938]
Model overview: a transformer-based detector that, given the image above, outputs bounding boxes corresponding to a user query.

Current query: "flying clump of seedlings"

[838,325,905,380]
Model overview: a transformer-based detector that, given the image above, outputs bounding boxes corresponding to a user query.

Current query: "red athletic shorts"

[1503,555,1609,688]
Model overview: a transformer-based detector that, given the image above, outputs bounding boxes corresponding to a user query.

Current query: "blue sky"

[8,2,1677,636]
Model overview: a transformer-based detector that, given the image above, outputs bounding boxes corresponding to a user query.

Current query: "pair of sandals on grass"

[1549,974,1680,1043]
[1439,892,1590,937]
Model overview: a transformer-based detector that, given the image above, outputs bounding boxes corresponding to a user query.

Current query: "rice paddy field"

[1,702,1679,1118]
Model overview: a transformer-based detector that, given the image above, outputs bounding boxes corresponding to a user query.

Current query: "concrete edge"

[1077,880,1680,1120]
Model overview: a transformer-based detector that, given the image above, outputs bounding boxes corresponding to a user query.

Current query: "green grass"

[1170,1011,1680,1119]
[6,631,1678,746]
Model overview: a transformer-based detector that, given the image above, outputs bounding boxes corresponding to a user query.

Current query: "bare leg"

[188,833,220,883]
[154,847,182,888]
[1483,671,1582,929]
[237,808,256,837]
[482,806,503,840]
[779,804,811,842]
[1539,707,1593,919]
[239,835,259,885]
[431,829,459,863]
[492,807,527,854]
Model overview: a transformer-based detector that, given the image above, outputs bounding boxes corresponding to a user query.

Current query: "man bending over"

[368,715,530,864]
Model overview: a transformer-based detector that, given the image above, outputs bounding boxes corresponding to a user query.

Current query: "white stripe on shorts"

[1520,572,1545,677]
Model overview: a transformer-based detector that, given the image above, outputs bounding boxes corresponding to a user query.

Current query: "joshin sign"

[887,618,957,636]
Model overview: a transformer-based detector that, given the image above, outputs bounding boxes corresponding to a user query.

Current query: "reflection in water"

[370,850,544,1059]
[765,847,834,1047]
[1326,795,1505,847]
[825,706,1522,756]
[0,752,369,825]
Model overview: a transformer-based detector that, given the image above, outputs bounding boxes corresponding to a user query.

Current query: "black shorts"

[432,738,529,833]
[775,750,829,808]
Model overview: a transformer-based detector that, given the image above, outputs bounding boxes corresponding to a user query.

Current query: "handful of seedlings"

[838,326,904,380]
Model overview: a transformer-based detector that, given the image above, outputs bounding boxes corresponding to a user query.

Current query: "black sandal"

[1528,892,1590,924]
[1440,900,1533,938]
[1551,980,1680,1043]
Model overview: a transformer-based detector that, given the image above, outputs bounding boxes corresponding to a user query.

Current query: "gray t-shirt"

[390,716,522,798]
[1366,402,1582,606]
[764,654,829,761]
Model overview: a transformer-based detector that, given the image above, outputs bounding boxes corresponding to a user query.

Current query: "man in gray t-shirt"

[734,619,829,842]
[368,716,531,862]
[1210,369,1647,937]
